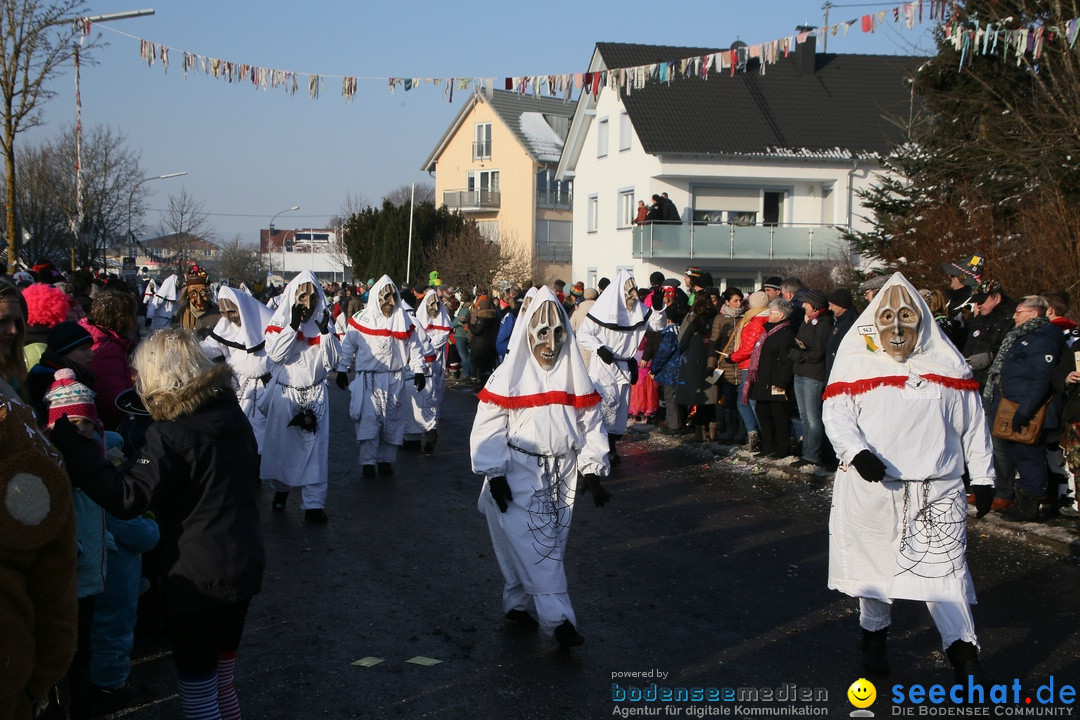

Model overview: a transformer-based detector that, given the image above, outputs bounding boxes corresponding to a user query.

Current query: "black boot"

[946,640,984,687]
[272,491,288,513]
[1002,488,1040,522]
[505,609,539,632]
[554,620,584,648]
[719,409,742,443]
[608,434,622,466]
[304,508,328,524]
[422,429,438,454]
[377,462,394,476]
[362,464,376,478]
[862,627,890,675]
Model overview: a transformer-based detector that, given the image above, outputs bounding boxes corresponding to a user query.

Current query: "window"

[477,220,500,243]
[473,122,492,159]
[467,169,500,192]
[596,117,609,158]
[587,195,599,232]
[617,189,635,228]
[619,111,632,151]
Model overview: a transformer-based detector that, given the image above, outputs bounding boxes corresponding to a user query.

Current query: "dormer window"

[473,123,492,160]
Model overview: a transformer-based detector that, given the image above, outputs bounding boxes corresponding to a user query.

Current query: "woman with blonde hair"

[79,291,138,429]
[50,328,266,720]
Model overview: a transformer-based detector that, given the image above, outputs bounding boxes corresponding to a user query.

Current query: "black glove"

[582,473,612,507]
[289,303,305,331]
[972,485,994,518]
[49,416,104,483]
[1011,411,1031,433]
[596,346,616,365]
[851,449,887,483]
[336,371,349,390]
[315,309,331,335]
[413,373,426,392]
[489,476,512,512]
[649,287,664,311]
[626,357,639,385]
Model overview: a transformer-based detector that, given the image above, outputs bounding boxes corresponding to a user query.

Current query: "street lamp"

[268,205,300,281]
[127,172,186,270]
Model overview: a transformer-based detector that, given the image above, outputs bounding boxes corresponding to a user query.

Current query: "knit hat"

[826,288,854,311]
[685,266,702,282]
[649,271,665,286]
[803,288,828,310]
[763,276,783,291]
[942,255,984,288]
[747,290,768,310]
[22,283,70,328]
[858,275,888,293]
[45,368,98,427]
[186,265,209,287]
[46,321,92,356]
[970,278,1003,304]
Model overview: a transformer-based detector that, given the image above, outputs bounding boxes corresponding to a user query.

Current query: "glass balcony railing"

[443,189,501,211]
[631,223,847,262]
[536,189,573,210]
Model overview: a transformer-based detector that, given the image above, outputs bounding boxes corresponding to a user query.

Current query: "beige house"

[422,89,574,284]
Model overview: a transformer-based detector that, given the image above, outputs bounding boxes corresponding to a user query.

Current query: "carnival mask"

[219,297,241,327]
[875,284,921,362]
[379,284,397,318]
[294,282,317,323]
[425,292,439,319]
[624,277,638,313]
[189,286,211,313]
[529,301,565,371]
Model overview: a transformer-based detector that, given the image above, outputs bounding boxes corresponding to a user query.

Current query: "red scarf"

[740,320,790,404]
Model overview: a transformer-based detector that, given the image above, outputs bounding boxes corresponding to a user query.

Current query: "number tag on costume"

[857,325,875,335]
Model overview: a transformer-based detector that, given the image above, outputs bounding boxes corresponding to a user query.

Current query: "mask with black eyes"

[624,277,638,313]
[875,284,921,362]
[529,301,566,371]
[219,297,241,327]
[379,284,397,319]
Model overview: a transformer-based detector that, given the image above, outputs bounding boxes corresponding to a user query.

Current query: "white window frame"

[473,122,492,160]
[596,117,609,158]
[619,111,632,152]
[587,195,599,233]
[617,188,635,229]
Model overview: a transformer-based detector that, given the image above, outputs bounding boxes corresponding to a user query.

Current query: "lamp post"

[126,171,186,269]
[268,205,300,282]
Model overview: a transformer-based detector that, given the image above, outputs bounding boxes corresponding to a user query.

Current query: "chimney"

[794,25,817,76]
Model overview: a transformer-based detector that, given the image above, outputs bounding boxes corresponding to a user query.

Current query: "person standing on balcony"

[660,192,681,223]
[634,200,648,225]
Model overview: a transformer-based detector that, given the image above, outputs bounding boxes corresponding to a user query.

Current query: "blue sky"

[29,0,935,245]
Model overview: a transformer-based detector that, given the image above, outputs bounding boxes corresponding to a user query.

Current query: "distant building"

[422,89,575,284]
[259,227,350,284]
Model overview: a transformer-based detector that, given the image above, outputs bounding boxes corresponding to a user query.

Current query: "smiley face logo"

[847,678,876,709]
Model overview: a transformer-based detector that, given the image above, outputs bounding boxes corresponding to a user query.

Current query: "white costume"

[575,269,664,435]
[203,286,273,452]
[140,278,158,311]
[471,287,609,637]
[404,289,453,444]
[337,276,427,470]
[823,272,994,650]
[260,271,341,510]
[146,274,178,329]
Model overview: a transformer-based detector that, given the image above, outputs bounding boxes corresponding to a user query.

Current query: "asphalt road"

[105,382,1080,720]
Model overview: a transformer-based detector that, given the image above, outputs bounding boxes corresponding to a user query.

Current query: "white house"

[555,37,923,291]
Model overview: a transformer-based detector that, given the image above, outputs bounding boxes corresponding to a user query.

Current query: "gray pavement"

[102,384,1080,720]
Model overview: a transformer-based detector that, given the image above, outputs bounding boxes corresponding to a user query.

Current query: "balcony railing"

[443,189,501,211]
[632,222,847,261]
[536,188,573,210]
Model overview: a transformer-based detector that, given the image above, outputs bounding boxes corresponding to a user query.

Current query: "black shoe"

[862,627,890,675]
[946,640,984,686]
[1002,488,1040,522]
[609,450,621,466]
[554,620,584,648]
[377,462,394,476]
[422,429,437,454]
[505,609,539,632]
[362,464,376,478]
[272,491,288,513]
[304,508,328,524]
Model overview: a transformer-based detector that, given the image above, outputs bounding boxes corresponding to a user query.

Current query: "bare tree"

[425,224,532,293]
[383,182,434,207]
[158,188,214,274]
[213,235,266,288]
[1,0,98,271]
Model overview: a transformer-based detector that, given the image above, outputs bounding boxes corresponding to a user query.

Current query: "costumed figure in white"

[203,286,273,452]
[261,271,340,524]
[471,287,611,649]
[823,272,994,684]
[403,288,453,454]
[140,277,158,315]
[575,269,664,464]
[145,274,178,330]
[335,276,427,477]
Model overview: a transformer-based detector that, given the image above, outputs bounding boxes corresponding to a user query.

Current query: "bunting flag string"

[83,2,1080,106]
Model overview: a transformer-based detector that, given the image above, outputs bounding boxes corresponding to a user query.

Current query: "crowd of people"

[1,252,1078,719]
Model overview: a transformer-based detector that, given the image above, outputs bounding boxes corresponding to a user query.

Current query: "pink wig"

[22,283,71,328]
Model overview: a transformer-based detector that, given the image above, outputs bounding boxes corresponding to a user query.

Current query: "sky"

[28,0,936,246]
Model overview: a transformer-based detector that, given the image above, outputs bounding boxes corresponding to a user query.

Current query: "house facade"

[556,39,923,291]
[423,89,575,284]
[259,227,350,284]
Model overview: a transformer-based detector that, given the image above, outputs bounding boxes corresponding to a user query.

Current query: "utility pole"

[822,1,832,52]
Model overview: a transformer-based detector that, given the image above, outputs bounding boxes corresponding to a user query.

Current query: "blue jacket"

[991,322,1065,430]
[496,312,516,361]
[651,325,683,387]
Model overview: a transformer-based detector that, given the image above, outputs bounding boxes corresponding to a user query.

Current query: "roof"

[594,41,924,158]
[142,233,219,250]
[421,89,575,171]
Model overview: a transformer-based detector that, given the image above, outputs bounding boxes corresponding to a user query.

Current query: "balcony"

[443,189,501,212]
[632,223,847,262]
[536,188,573,210]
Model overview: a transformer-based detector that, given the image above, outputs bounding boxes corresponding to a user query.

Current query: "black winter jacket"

[73,364,265,613]
[963,301,1016,389]
[825,310,856,381]
[790,311,833,381]
[749,322,796,403]
[989,322,1065,432]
